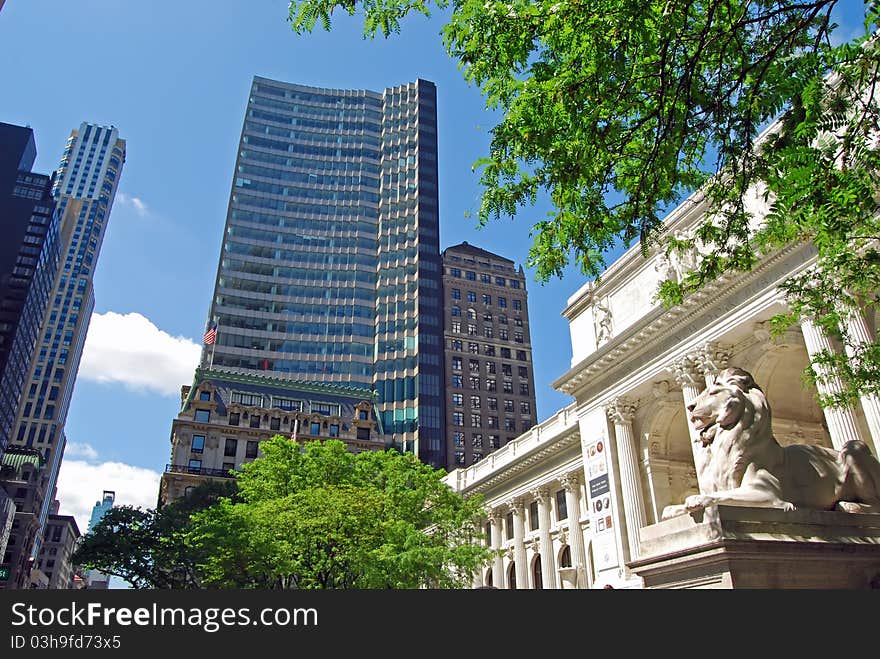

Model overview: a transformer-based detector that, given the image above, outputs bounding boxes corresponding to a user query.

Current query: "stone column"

[671,356,709,491]
[560,473,587,588]
[488,510,505,589]
[530,486,557,589]
[508,499,527,589]
[605,398,647,560]
[800,318,863,450]
[841,307,880,457]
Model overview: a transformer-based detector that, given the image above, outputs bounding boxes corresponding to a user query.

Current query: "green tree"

[72,480,236,589]
[286,0,880,406]
[185,437,492,588]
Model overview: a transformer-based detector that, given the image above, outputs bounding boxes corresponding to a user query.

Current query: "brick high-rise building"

[442,242,537,468]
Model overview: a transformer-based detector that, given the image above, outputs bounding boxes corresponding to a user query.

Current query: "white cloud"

[55,460,162,535]
[116,192,149,217]
[65,442,98,460]
[79,311,201,396]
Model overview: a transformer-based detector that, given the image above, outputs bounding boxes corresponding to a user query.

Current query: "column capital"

[559,472,581,493]
[671,356,703,387]
[530,486,551,503]
[506,498,525,515]
[605,397,637,424]
[694,342,732,378]
[487,509,503,524]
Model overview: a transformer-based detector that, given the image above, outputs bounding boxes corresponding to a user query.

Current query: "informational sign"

[584,437,618,570]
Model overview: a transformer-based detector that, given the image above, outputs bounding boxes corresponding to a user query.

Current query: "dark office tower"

[0,124,60,456]
[202,76,444,466]
[2,123,124,589]
[442,243,538,469]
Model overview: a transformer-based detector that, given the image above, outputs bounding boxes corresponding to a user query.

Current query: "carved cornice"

[553,241,816,398]
[605,398,637,425]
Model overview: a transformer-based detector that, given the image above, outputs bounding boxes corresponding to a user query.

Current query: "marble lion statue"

[662,367,880,519]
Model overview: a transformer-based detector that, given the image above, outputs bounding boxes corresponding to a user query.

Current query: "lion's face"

[687,383,746,446]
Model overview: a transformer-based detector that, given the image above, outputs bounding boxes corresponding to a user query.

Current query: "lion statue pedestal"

[629,504,880,588]
[628,367,880,589]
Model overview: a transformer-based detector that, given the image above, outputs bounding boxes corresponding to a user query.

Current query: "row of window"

[451,413,522,432]
[451,375,531,395]
[451,394,531,414]
[451,358,528,378]
[447,269,522,288]
[449,289,523,309]
[451,308,524,326]
[449,340,529,361]
[450,322,525,342]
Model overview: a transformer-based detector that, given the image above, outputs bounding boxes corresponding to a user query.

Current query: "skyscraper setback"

[201,76,444,466]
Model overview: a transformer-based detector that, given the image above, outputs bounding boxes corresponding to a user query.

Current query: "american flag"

[203,323,217,345]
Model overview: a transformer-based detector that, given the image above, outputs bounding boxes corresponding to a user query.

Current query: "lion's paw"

[684,494,714,511]
[661,504,687,520]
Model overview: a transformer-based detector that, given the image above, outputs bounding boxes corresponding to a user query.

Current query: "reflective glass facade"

[204,77,444,466]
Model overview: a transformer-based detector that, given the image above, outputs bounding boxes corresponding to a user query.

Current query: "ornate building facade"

[159,368,383,504]
[444,190,880,589]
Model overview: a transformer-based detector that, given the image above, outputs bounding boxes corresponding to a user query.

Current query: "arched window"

[184,486,195,497]
[485,568,493,588]
[507,562,517,589]
[533,556,543,589]
[560,545,571,568]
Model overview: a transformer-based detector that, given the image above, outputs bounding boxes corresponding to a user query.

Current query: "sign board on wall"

[584,437,618,570]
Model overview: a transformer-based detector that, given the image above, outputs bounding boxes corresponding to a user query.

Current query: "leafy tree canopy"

[185,438,491,588]
[287,0,880,406]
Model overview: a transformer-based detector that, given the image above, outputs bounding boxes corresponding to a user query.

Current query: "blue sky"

[0,0,868,529]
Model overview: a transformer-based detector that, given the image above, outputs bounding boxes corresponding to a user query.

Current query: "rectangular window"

[556,490,568,520]
[224,438,238,457]
[513,299,522,311]
[452,321,461,333]
[452,374,463,388]
[514,331,524,343]
[520,383,530,395]
[231,391,262,407]
[520,401,531,414]
[487,397,498,411]
[489,435,500,449]
[451,288,461,300]
[188,459,202,472]
[466,271,476,281]
[506,512,514,539]
[199,391,211,401]
[482,294,491,305]
[311,402,340,416]
[356,427,371,441]
[453,431,465,448]
[191,435,205,453]
[502,364,512,376]
[451,268,461,278]
[455,451,466,465]
[505,417,516,432]
[452,357,462,370]
[310,421,321,435]
[498,297,507,308]
[486,362,496,374]
[246,441,258,458]
[488,416,498,428]
[470,413,481,427]
[452,393,463,406]
[469,359,480,373]
[222,462,235,473]
[530,501,539,531]
[484,326,493,338]
[250,415,261,428]
[272,397,303,411]
[469,342,479,354]
[270,417,281,431]
[504,400,514,412]
[329,424,340,437]
[472,433,483,448]
[481,273,491,283]
[470,395,481,409]
[194,409,210,423]
[469,376,480,390]
[453,412,464,426]
[519,366,528,378]
[228,412,240,426]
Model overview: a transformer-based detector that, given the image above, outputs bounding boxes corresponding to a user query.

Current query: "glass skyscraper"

[203,76,444,465]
